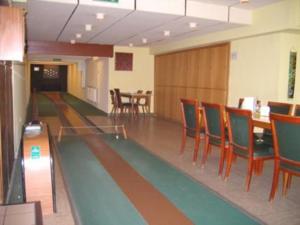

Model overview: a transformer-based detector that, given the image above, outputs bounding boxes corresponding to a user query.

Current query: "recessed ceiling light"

[189,22,197,28]
[164,30,170,37]
[76,33,82,39]
[70,39,76,44]
[96,13,104,20]
[129,43,133,47]
[142,38,147,44]
[85,24,92,31]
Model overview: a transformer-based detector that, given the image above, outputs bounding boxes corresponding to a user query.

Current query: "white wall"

[12,62,27,156]
[229,32,300,107]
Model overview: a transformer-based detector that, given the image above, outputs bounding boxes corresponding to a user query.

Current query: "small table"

[120,92,152,115]
[253,116,271,129]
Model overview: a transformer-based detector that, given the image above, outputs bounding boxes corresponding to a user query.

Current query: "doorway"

[31,64,68,92]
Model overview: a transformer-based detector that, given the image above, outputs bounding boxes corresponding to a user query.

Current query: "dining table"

[120,92,152,115]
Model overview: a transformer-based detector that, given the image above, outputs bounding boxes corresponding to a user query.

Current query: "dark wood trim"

[28,41,113,57]
[0,61,15,201]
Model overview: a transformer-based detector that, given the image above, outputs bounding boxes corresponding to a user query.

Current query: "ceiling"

[19,0,282,47]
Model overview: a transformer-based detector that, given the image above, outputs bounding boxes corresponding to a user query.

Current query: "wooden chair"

[180,98,204,162]
[294,104,300,116]
[114,88,138,114]
[224,107,274,191]
[269,113,300,201]
[261,101,294,146]
[138,90,152,114]
[109,90,118,115]
[201,102,228,175]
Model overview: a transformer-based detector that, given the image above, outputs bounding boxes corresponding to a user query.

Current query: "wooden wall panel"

[154,43,230,122]
[0,7,24,61]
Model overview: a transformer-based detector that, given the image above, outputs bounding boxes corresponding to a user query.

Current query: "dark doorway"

[31,64,68,92]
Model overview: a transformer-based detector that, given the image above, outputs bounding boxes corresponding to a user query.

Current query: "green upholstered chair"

[180,98,204,162]
[201,102,228,176]
[225,107,274,191]
[269,113,300,201]
[261,101,293,146]
[294,105,300,117]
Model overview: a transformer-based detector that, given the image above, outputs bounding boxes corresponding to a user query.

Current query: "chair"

[180,98,204,162]
[114,88,138,114]
[138,90,152,114]
[294,104,300,116]
[109,90,118,115]
[261,101,293,146]
[201,102,228,175]
[269,113,300,201]
[224,107,274,191]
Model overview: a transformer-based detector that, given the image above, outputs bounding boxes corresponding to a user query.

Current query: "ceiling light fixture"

[164,30,170,37]
[76,33,82,39]
[129,43,133,47]
[189,22,197,28]
[240,0,249,3]
[85,24,92,31]
[70,39,76,44]
[96,13,105,20]
[142,38,147,44]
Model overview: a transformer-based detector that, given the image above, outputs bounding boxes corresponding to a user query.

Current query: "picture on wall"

[288,51,297,98]
[115,52,133,71]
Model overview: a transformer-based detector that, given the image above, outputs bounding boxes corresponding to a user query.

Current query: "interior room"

[0,0,300,225]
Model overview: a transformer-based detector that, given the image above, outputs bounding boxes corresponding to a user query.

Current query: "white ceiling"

[23,0,283,47]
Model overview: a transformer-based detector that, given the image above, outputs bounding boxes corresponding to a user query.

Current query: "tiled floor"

[45,114,300,225]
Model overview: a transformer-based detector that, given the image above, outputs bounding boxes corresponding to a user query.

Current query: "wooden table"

[120,92,152,115]
[252,116,271,129]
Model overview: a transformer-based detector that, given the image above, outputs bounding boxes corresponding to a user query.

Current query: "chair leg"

[269,160,280,201]
[245,159,254,192]
[224,148,234,181]
[282,172,290,196]
[200,136,210,168]
[287,174,292,190]
[180,128,187,155]
[193,135,201,163]
[218,145,226,176]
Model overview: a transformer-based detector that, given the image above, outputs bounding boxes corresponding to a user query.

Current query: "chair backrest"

[226,107,253,155]
[180,98,200,136]
[110,90,116,105]
[294,104,300,117]
[114,88,122,107]
[137,90,143,94]
[145,90,152,105]
[270,113,300,170]
[268,101,293,115]
[202,102,225,140]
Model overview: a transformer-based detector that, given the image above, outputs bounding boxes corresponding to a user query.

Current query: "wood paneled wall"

[154,43,230,122]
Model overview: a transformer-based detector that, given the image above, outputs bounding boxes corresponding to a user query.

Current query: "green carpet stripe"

[61,93,107,116]
[102,135,263,225]
[57,136,147,225]
[36,94,58,117]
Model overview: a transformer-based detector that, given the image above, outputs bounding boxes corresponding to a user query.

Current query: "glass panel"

[288,51,297,98]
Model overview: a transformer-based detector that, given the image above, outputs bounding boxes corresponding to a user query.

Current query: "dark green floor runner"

[102,135,263,225]
[61,93,107,116]
[57,136,146,225]
[36,93,58,117]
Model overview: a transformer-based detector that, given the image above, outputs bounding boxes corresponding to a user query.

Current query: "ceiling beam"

[27,41,113,57]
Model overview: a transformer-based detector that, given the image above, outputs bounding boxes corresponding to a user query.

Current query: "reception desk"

[23,123,54,215]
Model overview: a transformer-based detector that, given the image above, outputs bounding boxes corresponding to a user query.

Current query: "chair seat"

[233,142,274,158]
